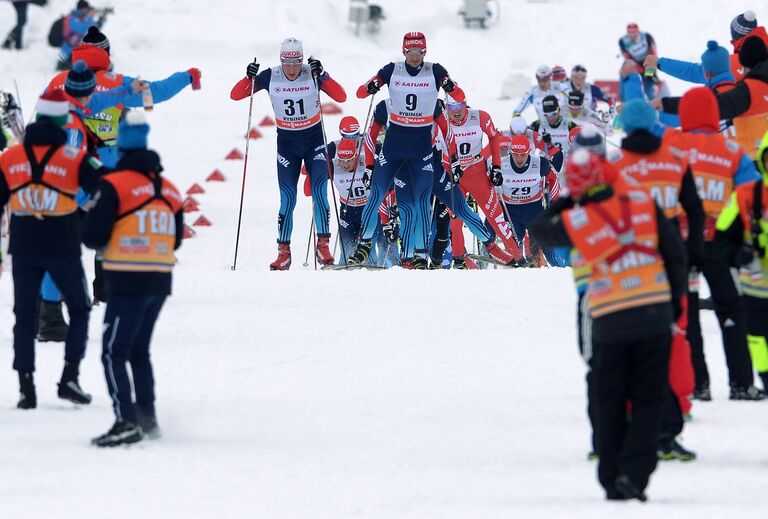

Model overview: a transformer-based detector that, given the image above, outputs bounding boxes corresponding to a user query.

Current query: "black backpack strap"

[752,180,765,258]
[24,143,61,183]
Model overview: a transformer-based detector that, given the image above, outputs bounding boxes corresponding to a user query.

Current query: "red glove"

[188,68,202,90]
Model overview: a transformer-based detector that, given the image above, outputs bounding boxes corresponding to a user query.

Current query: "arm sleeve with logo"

[230,69,272,101]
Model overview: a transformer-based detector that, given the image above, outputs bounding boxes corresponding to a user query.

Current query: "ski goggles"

[445,100,466,111]
[405,48,426,56]
[340,130,359,139]
[337,156,357,165]
[280,57,303,65]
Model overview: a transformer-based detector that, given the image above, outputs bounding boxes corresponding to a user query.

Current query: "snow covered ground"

[1,0,767,517]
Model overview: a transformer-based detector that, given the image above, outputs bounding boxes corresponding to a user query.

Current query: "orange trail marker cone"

[193,215,212,227]
[246,127,262,139]
[186,183,205,195]
[226,148,244,160]
[206,169,226,182]
[258,116,275,126]
[183,224,197,239]
[183,197,199,213]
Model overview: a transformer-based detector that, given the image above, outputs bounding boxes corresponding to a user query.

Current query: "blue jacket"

[619,73,679,133]
[657,57,735,87]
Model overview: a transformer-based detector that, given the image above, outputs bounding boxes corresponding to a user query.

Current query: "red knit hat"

[679,87,719,133]
[36,89,69,126]
[565,149,607,199]
[402,32,426,52]
[339,116,360,137]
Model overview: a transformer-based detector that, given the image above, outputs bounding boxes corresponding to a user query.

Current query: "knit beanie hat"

[701,40,731,77]
[117,110,150,150]
[621,99,656,134]
[573,123,606,157]
[679,87,719,133]
[82,26,110,54]
[65,60,96,98]
[77,0,92,10]
[738,35,768,69]
[731,11,758,42]
[35,90,69,127]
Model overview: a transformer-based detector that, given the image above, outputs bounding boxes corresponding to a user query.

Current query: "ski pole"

[311,64,348,263]
[343,93,377,217]
[231,69,256,271]
[303,216,316,267]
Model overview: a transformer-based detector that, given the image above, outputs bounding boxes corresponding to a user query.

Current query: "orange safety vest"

[101,170,183,273]
[611,145,688,220]
[0,142,84,218]
[563,188,671,318]
[663,129,742,240]
[732,79,768,159]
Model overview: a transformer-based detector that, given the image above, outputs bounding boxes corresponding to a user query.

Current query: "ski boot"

[484,241,516,266]
[269,243,291,271]
[347,240,371,266]
[315,235,334,266]
[428,256,443,270]
[400,258,414,269]
[37,300,68,343]
[92,420,144,447]
[453,256,468,270]
[412,256,428,270]
[17,372,36,410]
[57,362,92,405]
[136,403,161,439]
[614,475,647,502]
[2,34,16,50]
[692,382,712,401]
[729,384,766,400]
[657,437,696,461]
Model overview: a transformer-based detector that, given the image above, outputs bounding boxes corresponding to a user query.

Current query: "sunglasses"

[338,156,357,164]
[405,48,426,56]
[281,58,303,65]
[340,131,359,139]
[572,65,587,73]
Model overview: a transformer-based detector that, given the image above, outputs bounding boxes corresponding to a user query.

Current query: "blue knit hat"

[621,99,656,134]
[701,40,731,77]
[117,110,150,150]
[731,11,757,41]
[65,60,96,98]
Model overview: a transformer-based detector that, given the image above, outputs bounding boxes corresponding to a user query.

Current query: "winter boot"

[729,384,766,401]
[37,300,68,343]
[91,420,144,447]
[484,241,516,265]
[269,243,291,271]
[136,403,161,439]
[2,34,15,50]
[57,362,92,405]
[315,235,334,265]
[692,382,712,401]
[657,437,696,461]
[347,240,371,266]
[614,475,647,502]
[17,372,36,410]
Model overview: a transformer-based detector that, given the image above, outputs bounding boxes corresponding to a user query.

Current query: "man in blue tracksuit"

[346,32,465,267]
[231,38,347,269]
[57,0,110,70]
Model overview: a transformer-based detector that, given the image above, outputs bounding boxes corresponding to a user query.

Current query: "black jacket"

[662,59,768,119]
[0,119,107,260]
[532,187,688,343]
[83,149,184,296]
[620,130,706,265]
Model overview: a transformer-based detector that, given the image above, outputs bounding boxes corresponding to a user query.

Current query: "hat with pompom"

[117,110,150,150]
[701,40,731,78]
[731,11,758,42]
[36,89,70,127]
[65,60,96,98]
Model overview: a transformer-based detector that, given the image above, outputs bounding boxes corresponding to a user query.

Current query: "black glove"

[366,77,381,95]
[450,156,463,184]
[442,76,456,93]
[308,56,324,78]
[541,131,552,145]
[246,59,260,80]
[382,221,397,243]
[736,243,756,267]
[490,165,503,187]
[362,165,374,189]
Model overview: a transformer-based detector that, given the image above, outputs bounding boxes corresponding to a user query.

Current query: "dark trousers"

[576,292,598,452]
[430,198,451,261]
[593,331,670,494]
[8,2,28,48]
[12,255,91,373]
[102,294,165,422]
[687,243,754,388]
